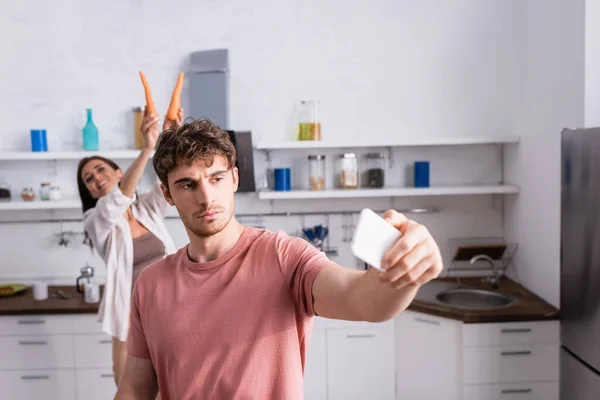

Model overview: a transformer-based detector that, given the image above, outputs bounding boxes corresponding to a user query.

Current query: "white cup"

[32,281,48,301]
[84,282,99,304]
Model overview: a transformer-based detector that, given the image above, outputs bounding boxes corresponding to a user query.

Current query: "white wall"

[0,1,544,290]
[504,0,585,307]
[586,0,600,126]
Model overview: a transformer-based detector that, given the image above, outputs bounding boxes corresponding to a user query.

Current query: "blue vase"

[83,109,99,151]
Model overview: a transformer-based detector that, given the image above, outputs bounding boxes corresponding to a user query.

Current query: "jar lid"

[308,155,326,160]
[41,182,50,186]
[339,153,357,158]
[365,152,384,158]
[132,106,144,112]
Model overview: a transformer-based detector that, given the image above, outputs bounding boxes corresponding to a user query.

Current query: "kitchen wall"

[0,0,580,306]
[504,0,585,307]
[586,0,600,126]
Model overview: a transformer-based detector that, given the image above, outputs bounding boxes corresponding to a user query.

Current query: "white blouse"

[83,181,177,341]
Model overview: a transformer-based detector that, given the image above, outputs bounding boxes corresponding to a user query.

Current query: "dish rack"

[445,236,517,276]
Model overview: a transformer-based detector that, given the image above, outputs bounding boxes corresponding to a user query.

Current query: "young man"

[114,119,443,400]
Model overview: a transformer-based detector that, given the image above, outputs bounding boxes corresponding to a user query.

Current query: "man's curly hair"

[152,118,237,189]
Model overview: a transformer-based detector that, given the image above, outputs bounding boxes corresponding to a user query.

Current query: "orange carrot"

[139,71,157,116]
[166,72,184,120]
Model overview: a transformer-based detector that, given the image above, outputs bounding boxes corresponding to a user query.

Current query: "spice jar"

[21,188,35,201]
[308,155,326,190]
[362,153,385,188]
[0,180,11,202]
[49,186,63,201]
[39,182,51,201]
[337,153,358,189]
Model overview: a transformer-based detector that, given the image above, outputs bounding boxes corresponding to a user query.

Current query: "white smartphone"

[351,208,402,271]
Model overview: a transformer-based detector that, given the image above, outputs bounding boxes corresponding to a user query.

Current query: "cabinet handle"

[501,350,532,356]
[98,339,112,344]
[101,373,114,378]
[346,334,375,339]
[17,320,45,325]
[501,388,533,394]
[501,328,532,333]
[18,340,48,345]
[414,317,441,325]
[21,375,50,380]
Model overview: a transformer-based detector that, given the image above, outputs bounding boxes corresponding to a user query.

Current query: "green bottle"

[83,108,99,151]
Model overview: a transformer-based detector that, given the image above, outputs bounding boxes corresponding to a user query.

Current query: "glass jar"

[49,186,63,201]
[39,182,51,201]
[362,153,385,188]
[337,153,358,189]
[296,100,321,141]
[0,180,11,202]
[308,155,326,190]
[133,106,144,150]
[21,187,35,201]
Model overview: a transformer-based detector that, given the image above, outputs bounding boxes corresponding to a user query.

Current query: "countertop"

[0,285,102,315]
[408,276,560,323]
[0,278,559,324]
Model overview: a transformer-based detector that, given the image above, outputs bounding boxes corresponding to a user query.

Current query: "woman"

[76,109,183,387]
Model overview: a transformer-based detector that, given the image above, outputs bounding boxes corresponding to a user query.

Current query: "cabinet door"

[0,369,76,400]
[76,368,117,400]
[304,328,327,400]
[327,327,395,400]
[395,310,462,400]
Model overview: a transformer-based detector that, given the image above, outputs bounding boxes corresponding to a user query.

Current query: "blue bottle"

[82,108,99,151]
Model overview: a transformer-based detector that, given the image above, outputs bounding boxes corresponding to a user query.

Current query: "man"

[114,119,443,400]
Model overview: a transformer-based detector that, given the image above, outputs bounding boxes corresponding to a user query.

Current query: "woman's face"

[80,160,123,199]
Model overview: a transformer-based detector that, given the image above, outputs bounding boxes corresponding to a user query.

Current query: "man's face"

[162,156,238,238]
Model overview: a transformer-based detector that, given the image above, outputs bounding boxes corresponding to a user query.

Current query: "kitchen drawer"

[0,335,75,370]
[76,368,117,400]
[463,381,559,400]
[0,315,73,335]
[463,344,559,384]
[462,321,559,347]
[72,314,104,334]
[0,369,76,400]
[74,334,113,368]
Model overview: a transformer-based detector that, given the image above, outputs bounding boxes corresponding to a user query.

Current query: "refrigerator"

[560,127,600,398]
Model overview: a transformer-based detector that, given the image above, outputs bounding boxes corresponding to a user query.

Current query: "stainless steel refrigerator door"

[560,347,600,400]
[561,127,600,371]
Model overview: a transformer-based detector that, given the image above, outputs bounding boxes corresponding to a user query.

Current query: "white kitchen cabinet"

[76,368,117,400]
[395,310,462,400]
[0,369,77,400]
[304,325,327,400]
[327,326,395,400]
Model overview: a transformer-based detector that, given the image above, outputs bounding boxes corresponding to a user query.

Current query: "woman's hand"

[140,112,160,150]
[162,108,184,131]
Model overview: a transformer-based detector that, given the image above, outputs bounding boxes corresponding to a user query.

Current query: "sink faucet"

[470,254,500,289]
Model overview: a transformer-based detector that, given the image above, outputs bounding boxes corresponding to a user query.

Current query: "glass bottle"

[296,100,321,141]
[362,153,385,188]
[308,155,326,190]
[337,153,358,189]
[133,106,144,150]
[82,108,99,151]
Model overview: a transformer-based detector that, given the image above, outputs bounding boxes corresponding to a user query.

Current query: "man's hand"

[378,209,443,288]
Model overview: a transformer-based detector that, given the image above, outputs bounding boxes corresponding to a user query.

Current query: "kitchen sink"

[435,288,516,310]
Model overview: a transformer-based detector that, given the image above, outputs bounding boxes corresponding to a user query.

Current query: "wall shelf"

[254,135,520,150]
[0,198,81,211]
[0,150,141,161]
[258,185,519,200]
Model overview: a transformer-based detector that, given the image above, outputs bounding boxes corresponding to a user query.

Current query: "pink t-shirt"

[127,226,331,400]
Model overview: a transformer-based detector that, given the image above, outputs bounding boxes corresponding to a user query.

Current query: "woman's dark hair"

[76,156,121,213]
